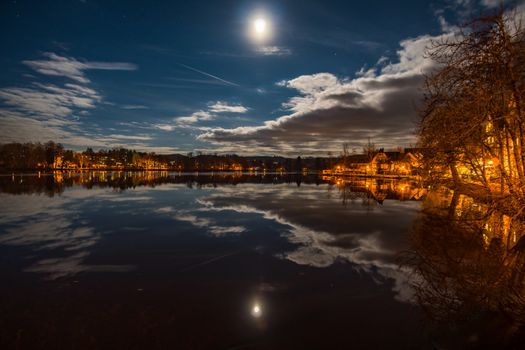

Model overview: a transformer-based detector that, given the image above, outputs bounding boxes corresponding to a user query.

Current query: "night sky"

[0,0,520,155]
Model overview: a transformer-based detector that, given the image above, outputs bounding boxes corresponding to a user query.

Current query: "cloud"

[175,110,214,125]
[0,52,176,153]
[154,206,246,236]
[121,104,149,110]
[0,192,101,279]
[300,28,385,53]
[255,46,292,56]
[281,73,339,95]
[194,183,421,302]
[198,33,454,156]
[208,101,249,114]
[437,14,457,32]
[22,52,137,84]
[0,112,91,145]
[104,134,153,141]
[174,213,246,236]
[0,76,108,146]
[0,111,180,153]
[156,101,249,130]
[0,189,143,279]
[480,0,515,8]
[153,123,177,131]
[0,82,101,120]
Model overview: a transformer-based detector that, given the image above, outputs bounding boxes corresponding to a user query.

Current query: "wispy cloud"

[105,134,153,141]
[301,29,385,53]
[174,213,246,236]
[121,104,149,110]
[153,124,177,131]
[154,101,249,130]
[23,52,137,84]
[0,82,101,118]
[0,52,177,153]
[255,46,292,56]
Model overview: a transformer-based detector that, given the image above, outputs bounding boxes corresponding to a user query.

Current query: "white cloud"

[176,110,214,125]
[175,213,245,236]
[198,32,456,155]
[255,46,292,56]
[0,75,110,148]
[281,73,339,95]
[0,193,99,279]
[194,184,420,303]
[22,52,137,84]
[0,82,101,119]
[105,134,153,141]
[0,52,175,153]
[208,101,249,113]
[157,101,250,130]
[355,66,377,78]
[0,189,142,279]
[153,123,177,131]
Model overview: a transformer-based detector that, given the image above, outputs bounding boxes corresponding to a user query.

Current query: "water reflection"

[0,171,324,196]
[2,171,524,346]
[323,176,427,205]
[195,177,425,302]
[0,173,424,291]
[403,187,525,347]
[0,172,429,348]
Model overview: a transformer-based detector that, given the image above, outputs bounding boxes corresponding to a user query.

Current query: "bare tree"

[419,8,525,208]
[363,137,376,160]
[341,142,350,167]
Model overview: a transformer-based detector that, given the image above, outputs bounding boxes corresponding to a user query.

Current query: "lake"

[0,172,523,349]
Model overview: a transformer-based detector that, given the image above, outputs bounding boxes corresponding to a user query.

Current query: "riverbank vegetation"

[418,9,525,215]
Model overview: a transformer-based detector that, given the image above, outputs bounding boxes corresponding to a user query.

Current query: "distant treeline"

[0,142,332,171]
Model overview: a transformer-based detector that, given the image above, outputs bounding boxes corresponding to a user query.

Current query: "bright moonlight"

[247,13,272,42]
[254,18,267,34]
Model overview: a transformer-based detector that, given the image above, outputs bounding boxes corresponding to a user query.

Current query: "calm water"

[0,172,522,349]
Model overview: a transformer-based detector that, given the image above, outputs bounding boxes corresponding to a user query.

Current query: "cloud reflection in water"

[0,174,422,303]
[0,188,140,279]
[194,182,421,302]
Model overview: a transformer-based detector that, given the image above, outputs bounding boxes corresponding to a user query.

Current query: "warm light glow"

[251,303,262,317]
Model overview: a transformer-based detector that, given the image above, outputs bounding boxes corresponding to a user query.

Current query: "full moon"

[254,18,267,34]
[248,13,272,42]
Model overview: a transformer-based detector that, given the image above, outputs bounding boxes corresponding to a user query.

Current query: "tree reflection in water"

[0,171,323,196]
[324,176,427,208]
[404,187,525,348]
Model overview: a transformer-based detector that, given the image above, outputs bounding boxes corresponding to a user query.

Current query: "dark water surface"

[0,172,522,349]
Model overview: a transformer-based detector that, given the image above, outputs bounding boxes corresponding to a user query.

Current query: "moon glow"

[254,18,267,34]
[249,15,271,42]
